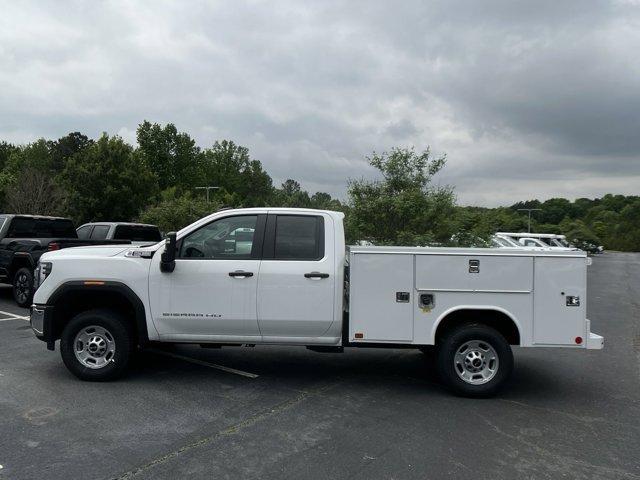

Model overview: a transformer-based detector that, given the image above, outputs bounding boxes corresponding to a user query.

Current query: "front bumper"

[585,319,604,350]
[30,304,55,350]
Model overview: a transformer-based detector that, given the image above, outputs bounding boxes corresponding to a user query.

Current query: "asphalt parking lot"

[0,252,639,479]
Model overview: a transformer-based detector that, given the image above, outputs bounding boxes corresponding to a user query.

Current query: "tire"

[60,309,134,381]
[436,323,513,398]
[13,267,34,308]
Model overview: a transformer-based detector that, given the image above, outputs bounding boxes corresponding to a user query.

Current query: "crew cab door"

[149,214,266,338]
[257,213,335,337]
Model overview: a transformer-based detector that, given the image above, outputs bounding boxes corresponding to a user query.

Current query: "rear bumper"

[585,319,604,349]
[30,304,55,350]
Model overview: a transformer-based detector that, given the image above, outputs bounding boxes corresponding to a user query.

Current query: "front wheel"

[60,309,133,381]
[436,324,513,397]
[13,267,34,307]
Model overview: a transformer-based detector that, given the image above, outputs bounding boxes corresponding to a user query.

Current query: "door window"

[90,225,110,240]
[179,215,259,259]
[273,215,323,260]
[77,225,92,239]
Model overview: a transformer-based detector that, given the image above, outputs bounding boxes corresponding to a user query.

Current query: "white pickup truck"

[30,208,603,397]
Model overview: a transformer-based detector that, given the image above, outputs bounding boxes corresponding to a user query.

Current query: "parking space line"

[0,310,29,321]
[148,349,259,379]
[0,310,29,320]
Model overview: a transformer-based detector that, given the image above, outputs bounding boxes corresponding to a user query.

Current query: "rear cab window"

[6,217,77,238]
[114,225,162,242]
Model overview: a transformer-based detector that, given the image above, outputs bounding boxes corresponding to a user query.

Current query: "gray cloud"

[0,0,639,205]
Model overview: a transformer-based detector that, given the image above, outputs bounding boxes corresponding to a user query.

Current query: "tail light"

[48,242,60,251]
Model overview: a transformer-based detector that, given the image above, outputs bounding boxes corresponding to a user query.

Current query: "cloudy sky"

[1,0,639,205]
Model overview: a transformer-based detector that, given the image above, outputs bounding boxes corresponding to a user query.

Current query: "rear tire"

[436,323,513,397]
[13,267,34,308]
[60,309,134,381]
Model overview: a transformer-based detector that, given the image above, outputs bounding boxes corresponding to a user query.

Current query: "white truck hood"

[41,244,135,260]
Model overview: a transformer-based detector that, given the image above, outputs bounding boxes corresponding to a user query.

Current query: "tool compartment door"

[349,253,414,342]
[533,256,587,345]
[414,254,533,292]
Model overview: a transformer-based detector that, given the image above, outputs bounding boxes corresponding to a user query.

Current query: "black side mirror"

[160,232,177,273]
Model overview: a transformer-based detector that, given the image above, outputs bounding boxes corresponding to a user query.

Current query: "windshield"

[492,237,512,247]
[520,238,543,247]
[495,236,519,247]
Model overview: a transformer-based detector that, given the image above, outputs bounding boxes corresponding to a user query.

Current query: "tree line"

[0,121,637,251]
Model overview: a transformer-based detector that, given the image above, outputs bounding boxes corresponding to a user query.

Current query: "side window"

[90,225,110,240]
[274,215,323,260]
[179,215,258,259]
[77,225,92,239]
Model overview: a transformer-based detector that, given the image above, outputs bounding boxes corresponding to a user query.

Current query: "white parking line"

[0,310,29,321]
[148,349,259,379]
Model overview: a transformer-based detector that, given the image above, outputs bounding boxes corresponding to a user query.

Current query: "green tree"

[61,134,157,223]
[559,218,602,250]
[540,198,574,224]
[0,141,17,172]
[347,147,455,245]
[0,139,60,212]
[201,140,273,206]
[48,132,93,173]
[136,121,202,191]
[309,191,343,210]
[272,179,312,207]
[615,200,640,251]
[139,188,220,233]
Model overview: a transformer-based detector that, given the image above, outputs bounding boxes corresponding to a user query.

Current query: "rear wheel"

[60,309,133,381]
[436,324,513,397]
[13,267,34,308]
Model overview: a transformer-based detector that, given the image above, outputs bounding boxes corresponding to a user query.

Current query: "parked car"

[495,232,577,251]
[30,208,603,397]
[0,214,131,307]
[571,240,603,255]
[76,222,162,245]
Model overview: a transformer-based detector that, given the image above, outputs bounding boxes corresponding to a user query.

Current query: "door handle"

[304,272,329,279]
[229,270,254,278]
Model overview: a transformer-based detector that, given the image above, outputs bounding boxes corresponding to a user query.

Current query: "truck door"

[149,214,266,338]
[257,213,335,337]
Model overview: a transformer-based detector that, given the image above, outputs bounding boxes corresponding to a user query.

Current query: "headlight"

[34,262,52,290]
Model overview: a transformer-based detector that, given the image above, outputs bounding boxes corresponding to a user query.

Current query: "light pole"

[517,208,542,233]
[195,186,220,203]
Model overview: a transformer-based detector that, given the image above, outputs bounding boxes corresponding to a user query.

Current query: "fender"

[430,305,523,345]
[45,280,149,348]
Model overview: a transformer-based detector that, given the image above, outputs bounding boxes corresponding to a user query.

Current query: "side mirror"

[160,232,177,273]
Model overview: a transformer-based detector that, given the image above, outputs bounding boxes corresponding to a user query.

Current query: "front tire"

[436,324,513,397]
[13,267,34,308]
[60,309,133,381]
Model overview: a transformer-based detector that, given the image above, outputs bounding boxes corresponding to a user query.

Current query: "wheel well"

[435,309,521,346]
[49,287,147,346]
[10,258,33,279]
